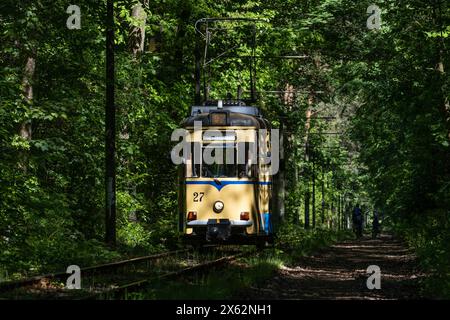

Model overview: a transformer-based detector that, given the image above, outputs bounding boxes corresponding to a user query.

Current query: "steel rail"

[82,250,253,299]
[0,248,191,292]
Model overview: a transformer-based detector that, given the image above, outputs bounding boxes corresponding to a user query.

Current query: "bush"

[275,223,352,261]
[395,210,450,299]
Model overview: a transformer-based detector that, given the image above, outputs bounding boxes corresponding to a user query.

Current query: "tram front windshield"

[201,143,236,178]
[189,142,254,178]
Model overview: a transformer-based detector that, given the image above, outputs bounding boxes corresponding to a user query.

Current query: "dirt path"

[244,234,426,300]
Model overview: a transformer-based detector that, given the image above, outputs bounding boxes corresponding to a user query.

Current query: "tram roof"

[183,103,268,128]
[189,105,260,117]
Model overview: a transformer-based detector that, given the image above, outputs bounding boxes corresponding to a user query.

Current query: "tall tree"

[105,0,116,247]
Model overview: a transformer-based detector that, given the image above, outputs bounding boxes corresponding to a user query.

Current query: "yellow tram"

[177,100,275,246]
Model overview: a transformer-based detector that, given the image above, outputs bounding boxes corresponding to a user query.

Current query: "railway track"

[0,246,254,299]
[85,250,250,300]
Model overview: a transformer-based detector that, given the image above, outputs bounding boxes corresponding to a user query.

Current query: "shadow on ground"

[238,234,426,300]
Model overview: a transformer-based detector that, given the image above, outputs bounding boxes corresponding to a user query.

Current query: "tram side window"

[186,142,201,178]
[237,142,256,178]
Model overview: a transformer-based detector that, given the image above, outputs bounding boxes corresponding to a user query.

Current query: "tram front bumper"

[186,219,252,241]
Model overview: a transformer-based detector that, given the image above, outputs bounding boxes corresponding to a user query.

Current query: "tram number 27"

[193,192,204,202]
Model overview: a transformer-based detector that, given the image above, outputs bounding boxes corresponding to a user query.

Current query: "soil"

[242,234,427,300]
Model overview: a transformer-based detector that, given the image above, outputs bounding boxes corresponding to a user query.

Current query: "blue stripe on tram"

[185,180,272,191]
[263,212,273,234]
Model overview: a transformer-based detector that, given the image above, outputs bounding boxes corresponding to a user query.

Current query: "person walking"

[352,204,363,238]
[372,209,380,239]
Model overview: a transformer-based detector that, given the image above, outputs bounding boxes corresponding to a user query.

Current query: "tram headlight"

[213,201,224,213]
[187,211,197,221]
[240,212,250,221]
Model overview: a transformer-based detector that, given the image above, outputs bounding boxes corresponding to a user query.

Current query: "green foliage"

[276,224,352,261]
[0,0,449,300]
[394,211,450,298]
[338,0,450,297]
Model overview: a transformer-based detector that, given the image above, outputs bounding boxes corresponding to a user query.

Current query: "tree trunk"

[130,1,147,59]
[174,3,191,76]
[194,36,202,104]
[321,168,325,225]
[105,0,116,247]
[432,0,450,140]
[273,123,285,225]
[304,184,310,229]
[312,159,315,228]
[18,54,36,171]
[20,55,35,140]
[337,194,341,230]
[437,50,450,141]
[303,92,314,229]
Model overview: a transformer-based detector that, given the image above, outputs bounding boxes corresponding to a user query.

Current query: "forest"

[0,0,449,299]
